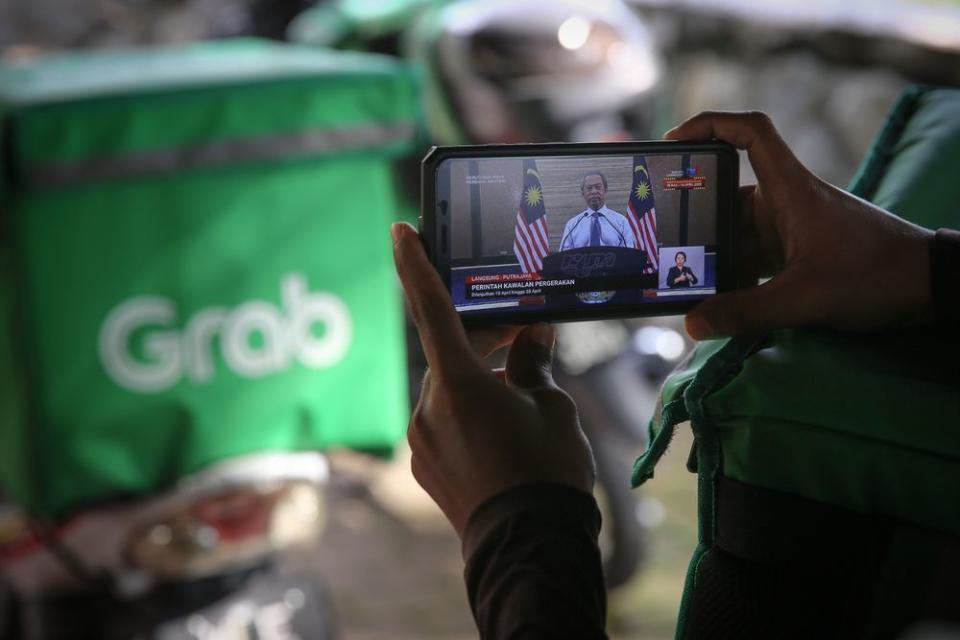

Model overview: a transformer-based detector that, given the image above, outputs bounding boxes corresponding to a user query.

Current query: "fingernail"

[528,323,555,349]
[662,126,678,140]
[390,222,404,247]
[684,314,713,340]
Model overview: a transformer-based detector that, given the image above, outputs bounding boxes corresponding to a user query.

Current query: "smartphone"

[420,141,738,326]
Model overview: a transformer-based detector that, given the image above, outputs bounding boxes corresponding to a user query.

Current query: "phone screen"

[436,152,721,319]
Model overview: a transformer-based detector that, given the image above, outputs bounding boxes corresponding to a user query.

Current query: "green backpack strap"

[849,85,960,229]
[631,334,769,640]
[630,338,728,488]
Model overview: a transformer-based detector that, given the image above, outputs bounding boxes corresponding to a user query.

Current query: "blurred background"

[1,1,959,639]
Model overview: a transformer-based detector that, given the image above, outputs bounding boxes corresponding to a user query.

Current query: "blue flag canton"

[520,159,546,222]
[629,155,655,214]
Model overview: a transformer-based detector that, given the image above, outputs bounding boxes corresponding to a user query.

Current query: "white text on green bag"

[98,274,353,392]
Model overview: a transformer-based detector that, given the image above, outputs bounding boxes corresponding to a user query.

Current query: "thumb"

[684,273,814,339]
[505,323,556,390]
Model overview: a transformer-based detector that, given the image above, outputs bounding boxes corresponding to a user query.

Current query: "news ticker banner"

[450,251,718,310]
[463,272,658,300]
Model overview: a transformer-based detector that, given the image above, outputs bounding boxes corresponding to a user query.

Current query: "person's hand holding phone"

[391,222,595,540]
[665,111,935,339]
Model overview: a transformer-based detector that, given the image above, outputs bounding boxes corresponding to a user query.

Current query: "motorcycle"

[0,452,336,640]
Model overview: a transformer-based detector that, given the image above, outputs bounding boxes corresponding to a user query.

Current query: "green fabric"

[288,0,443,48]
[849,86,960,229]
[706,329,960,535]
[0,40,419,518]
[1,40,419,181]
[630,338,729,488]
[635,85,960,639]
[641,329,960,640]
[0,248,31,512]
[637,336,767,639]
[866,526,948,638]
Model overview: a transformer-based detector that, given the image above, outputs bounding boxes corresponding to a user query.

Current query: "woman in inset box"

[667,250,699,288]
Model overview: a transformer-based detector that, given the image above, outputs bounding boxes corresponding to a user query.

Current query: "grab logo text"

[99,273,352,393]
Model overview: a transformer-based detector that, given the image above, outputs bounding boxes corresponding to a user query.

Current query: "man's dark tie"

[590,211,602,246]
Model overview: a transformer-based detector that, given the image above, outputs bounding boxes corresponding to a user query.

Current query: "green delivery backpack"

[634,86,960,640]
[0,40,420,520]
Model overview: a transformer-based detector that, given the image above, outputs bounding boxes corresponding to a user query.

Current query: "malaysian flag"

[627,155,659,273]
[513,158,550,274]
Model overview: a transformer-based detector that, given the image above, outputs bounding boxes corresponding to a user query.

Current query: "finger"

[408,370,432,437]
[504,323,556,390]
[684,270,816,339]
[663,111,801,185]
[420,368,433,398]
[738,184,756,221]
[392,222,477,378]
[467,325,524,359]
[737,184,785,282]
[734,184,764,285]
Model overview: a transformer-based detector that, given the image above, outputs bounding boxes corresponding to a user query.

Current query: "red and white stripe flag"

[627,156,659,273]
[513,159,550,273]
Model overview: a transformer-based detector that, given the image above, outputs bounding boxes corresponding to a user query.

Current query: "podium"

[541,246,656,307]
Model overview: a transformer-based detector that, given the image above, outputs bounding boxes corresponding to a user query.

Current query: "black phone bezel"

[420,140,739,327]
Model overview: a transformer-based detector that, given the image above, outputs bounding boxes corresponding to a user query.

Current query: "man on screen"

[559,172,639,251]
